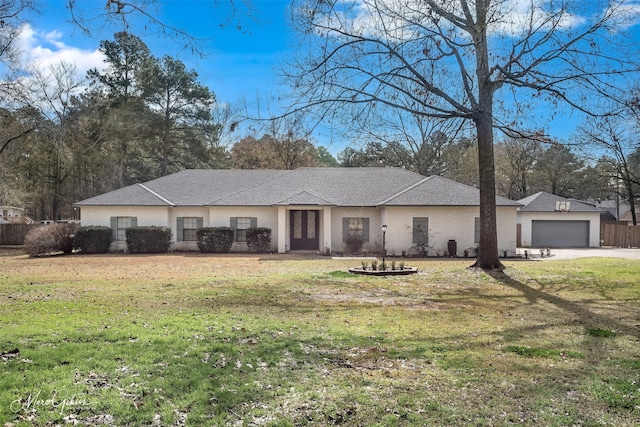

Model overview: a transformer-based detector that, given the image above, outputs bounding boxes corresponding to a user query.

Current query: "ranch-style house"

[74,167,520,256]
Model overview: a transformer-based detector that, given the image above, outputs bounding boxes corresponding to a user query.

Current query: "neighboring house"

[619,207,640,224]
[592,199,629,222]
[74,167,520,256]
[517,192,602,248]
[0,206,27,224]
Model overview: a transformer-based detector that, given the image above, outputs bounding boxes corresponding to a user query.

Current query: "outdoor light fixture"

[381,224,387,265]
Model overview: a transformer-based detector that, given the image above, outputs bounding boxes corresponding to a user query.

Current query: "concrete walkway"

[517,247,640,260]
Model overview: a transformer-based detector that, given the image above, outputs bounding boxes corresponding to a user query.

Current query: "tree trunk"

[472,112,503,270]
[161,99,171,176]
[625,179,637,225]
[471,2,503,270]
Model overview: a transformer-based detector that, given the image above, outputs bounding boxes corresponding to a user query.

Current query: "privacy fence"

[0,224,41,245]
[600,221,640,248]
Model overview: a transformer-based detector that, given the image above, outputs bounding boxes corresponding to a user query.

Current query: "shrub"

[246,227,271,252]
[125,226,172,254]
[345,233,363,254]
[74,226,112,254]
[23,223,76,257]
[197,227,234,253]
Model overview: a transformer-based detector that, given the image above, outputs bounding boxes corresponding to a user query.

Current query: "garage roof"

[517,192,603,212]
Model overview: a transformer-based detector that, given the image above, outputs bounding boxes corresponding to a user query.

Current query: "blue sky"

[19,1,310,146]
[16,1,640,155]
[24,1,293,108]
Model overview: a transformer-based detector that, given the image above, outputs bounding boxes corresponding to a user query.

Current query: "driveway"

[517,247,640,260]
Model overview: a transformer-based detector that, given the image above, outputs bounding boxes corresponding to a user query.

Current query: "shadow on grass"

[487,269,640,338]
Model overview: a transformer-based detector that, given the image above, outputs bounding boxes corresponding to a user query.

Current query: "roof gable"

[274,191,336,206]
[517,192,602,212]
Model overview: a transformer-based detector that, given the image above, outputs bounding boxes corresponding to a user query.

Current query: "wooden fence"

[600,222,640,248]
[0,224,41,245]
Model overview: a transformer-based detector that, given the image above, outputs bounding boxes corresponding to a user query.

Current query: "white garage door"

[532,220,590,248]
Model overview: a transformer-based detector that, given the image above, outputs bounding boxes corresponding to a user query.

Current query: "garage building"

[517,192,603,248]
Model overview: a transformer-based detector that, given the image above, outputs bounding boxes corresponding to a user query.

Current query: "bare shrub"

[23,223,76,257]
[346,233,363,254]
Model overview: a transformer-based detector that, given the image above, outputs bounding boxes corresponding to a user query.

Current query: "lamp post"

[381,224,387,266]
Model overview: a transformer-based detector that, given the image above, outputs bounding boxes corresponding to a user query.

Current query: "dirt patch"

[308,289,439,310]
[0,246,23,257]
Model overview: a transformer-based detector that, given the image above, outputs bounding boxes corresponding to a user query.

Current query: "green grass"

[1,252,639,426]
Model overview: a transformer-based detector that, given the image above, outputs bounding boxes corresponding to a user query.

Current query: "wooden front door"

[290,210,319,250]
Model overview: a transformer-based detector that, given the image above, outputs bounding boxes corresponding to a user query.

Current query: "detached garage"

[531,220,589,247]
[517,192,603,248]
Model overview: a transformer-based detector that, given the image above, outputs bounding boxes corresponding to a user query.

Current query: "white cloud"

[3,24,107,115]
[603,2,640,32]
[313,0,626,41]
[17,24,105,77]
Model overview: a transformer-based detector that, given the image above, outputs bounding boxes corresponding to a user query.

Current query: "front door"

[290,210,319,250]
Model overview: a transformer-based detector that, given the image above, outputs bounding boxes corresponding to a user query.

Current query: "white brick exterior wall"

[376,206,517,257]
[79,204,518,255]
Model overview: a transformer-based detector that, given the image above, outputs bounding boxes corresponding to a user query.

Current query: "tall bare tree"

[284,0,640,269]
[0,0,32,76]
[494,137,543,199]
[25,62,85,220]
[580,115,640,225]
[343,84,471,175]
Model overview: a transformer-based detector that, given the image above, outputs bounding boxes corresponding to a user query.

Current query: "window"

[342,217,370,243]
[110,216,137,241]
[412,217,429,244]
[177,217,203,241]
[474,217,480,244]
[231,217,257,242]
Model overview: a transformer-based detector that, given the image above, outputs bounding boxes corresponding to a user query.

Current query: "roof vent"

[555,201,570,212]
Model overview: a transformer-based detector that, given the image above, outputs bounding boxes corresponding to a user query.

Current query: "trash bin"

[448,239,457,257]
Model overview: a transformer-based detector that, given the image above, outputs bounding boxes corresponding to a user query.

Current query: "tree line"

[0,31,342,221]
[0,30,638,226]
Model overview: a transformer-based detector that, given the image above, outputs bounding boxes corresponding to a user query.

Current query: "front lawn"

[1,252,639,426]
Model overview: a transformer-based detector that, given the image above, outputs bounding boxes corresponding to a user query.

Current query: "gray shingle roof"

[74,183,174,206]
[76,169,286,206]
[517,192,602,212]
[75,167,519,207]
[209,167,426,206]
[382,175,519,206]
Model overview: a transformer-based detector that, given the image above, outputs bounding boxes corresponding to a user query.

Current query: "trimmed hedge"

[197,227,234,253]
[23,223,75,257]
[125,226,172,254]
[246,227,272,252]
[74,226,112,254]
